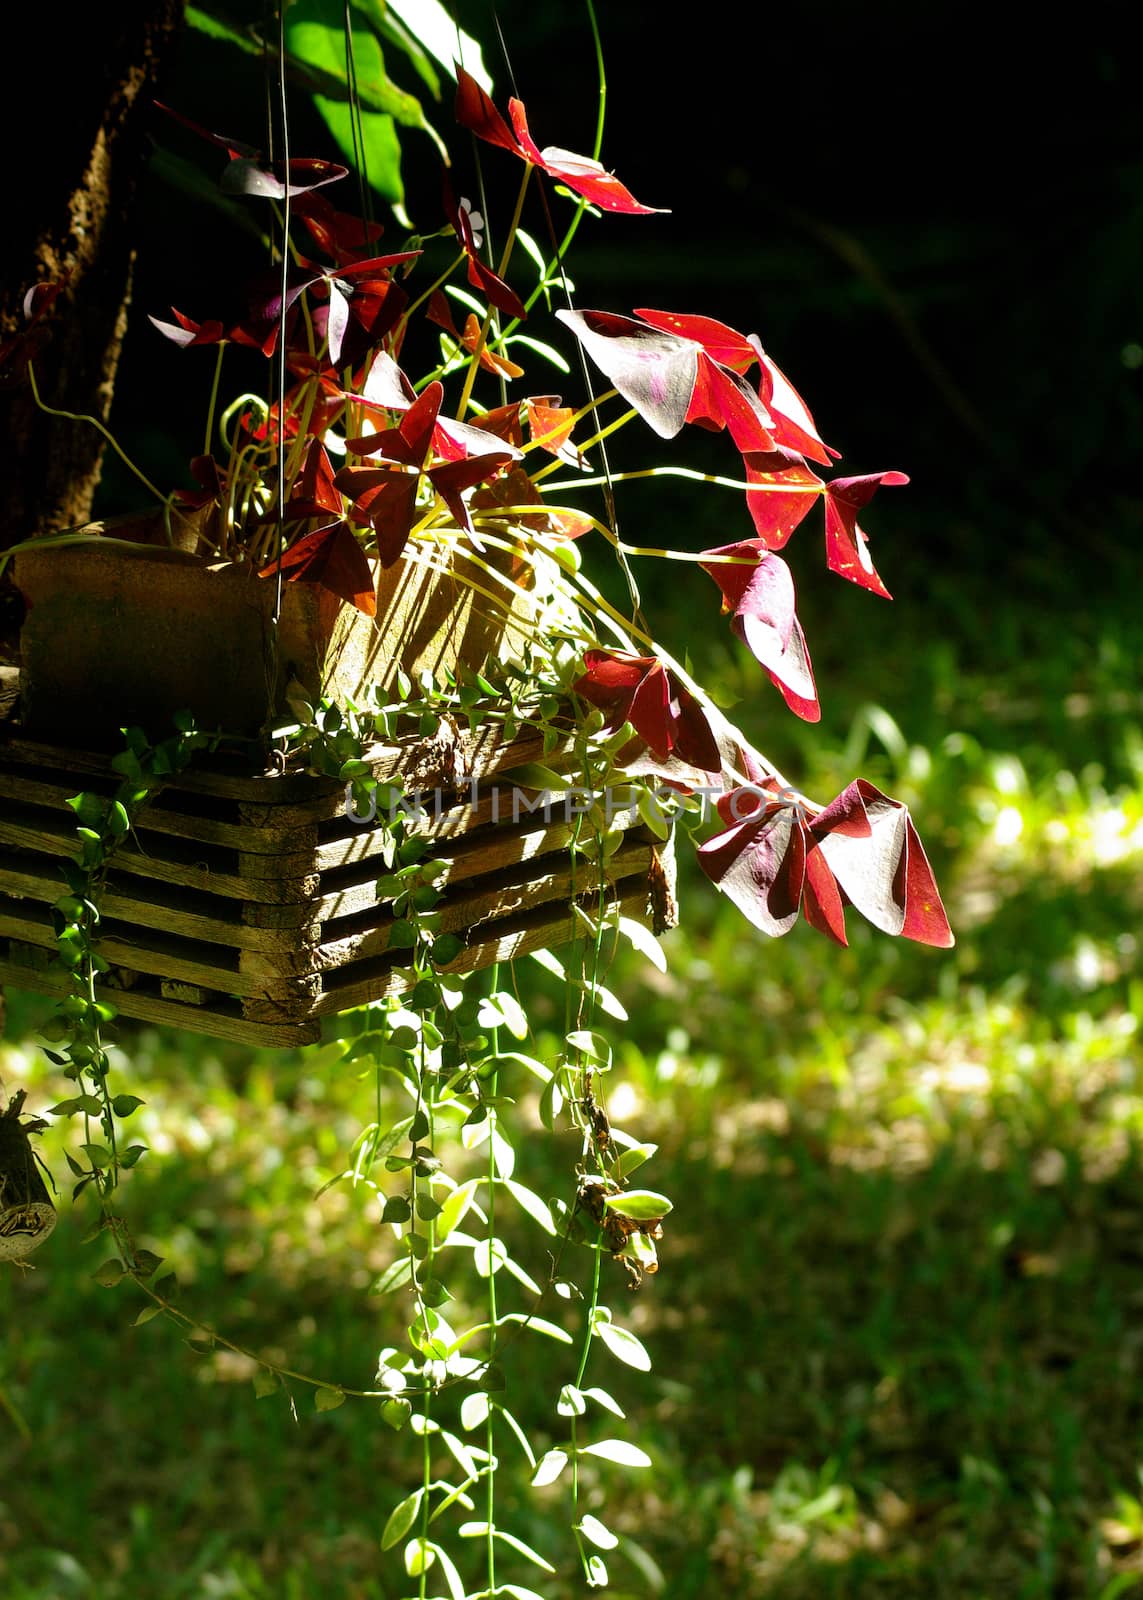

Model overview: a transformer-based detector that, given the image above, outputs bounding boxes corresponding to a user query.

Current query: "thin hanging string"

[343,0,373,227]
[272,1,291,623]
[492,0,642,624]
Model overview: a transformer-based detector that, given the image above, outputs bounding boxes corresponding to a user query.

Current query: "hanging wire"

[490,0,642,623]
[271,0,291,622]
[343,0,374,226]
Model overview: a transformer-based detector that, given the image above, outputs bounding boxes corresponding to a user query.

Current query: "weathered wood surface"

[0,717,675,1047]
[0,880,659,1048]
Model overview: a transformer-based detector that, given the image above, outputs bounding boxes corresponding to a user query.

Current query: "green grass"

[2,542,1141,1599]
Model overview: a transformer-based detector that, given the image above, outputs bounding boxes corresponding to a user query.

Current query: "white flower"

[458,196,484,250]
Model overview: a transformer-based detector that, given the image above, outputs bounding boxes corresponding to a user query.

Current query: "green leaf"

[490,1050,552,1081]
[498,1313,573,1345]
[637,786,672,839]
[531,1448,569,1486]
[437,1178,479,1242]
[459,1391,490,1431]
[458,1523,556,1574]
[582,1385,626,1418]
[252,1367,279,1399]
[370,1257,413,1295]
[498,761,568,792]
[380,1397,411,1430]
[565,1028,608,1061]
[580,1438,653,1468]
[111,1094,145,1118]
[386,917,418,949]
[47,1095,101,1117]
[473,1236,507,1278]
[381,0,492,89]
[586,1553,609,1587]
[506,333,571,373]
[615,1142,658,1179]
[617,913,668,972]
[403,1535,433,1576]
[430,932,465,967]
[130,1250,164,1278]
[440,1428,479,1481]
[595,1319,652,1372]
[381,1488,424,1550]
[382,1195,411,1225]
[315,1387,347,1412]
[578,1513,619,1550]
[66,792,104,827]
[478,991,529,1040]
[414,1537,466,1600]
[584,980,628,1022]
[132,1304,163,1326]
[538,1075,564,1131]
[81,1143,113,1170]
[602,1189,672,1221]
[490,1119,515,1181]
[92,1257,126,1288]
[504,1179,556,1235]
[557,1385,586,1417]
[107,800,131,836]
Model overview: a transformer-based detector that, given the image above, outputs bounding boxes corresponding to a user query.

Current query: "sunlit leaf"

[602,1189,672,1221]
[381,1488,423,1550]
[531,1447,569,1486]
[578,1513,619,1549]
[504,1179,555,1235]
[580,1438,653,1467]
[595,1319,651,1371]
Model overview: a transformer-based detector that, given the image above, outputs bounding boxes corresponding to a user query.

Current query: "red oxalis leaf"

[813,779,953,947]
[823,472,908,597]
[699,776,951,948]
[574,650,720,773]
[259,520,376,615]
[455,66,662,216]
[699,541,820,722]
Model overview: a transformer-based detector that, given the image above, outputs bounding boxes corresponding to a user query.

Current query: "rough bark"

[0,2,186,551]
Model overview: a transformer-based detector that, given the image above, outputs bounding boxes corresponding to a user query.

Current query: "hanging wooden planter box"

[0,712,677,1048]
[13,513,530,740]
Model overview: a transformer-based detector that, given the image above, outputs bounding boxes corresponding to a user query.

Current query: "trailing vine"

[29,684,679,1595]
[42,716,213,1225]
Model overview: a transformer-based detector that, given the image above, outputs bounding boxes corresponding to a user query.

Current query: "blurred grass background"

[2,513,1140,1599]
[4,3,1143,1596]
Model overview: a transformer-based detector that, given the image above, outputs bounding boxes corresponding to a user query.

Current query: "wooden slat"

[0,720,579,813]
[0,954,321,1047]
[313,883,657,1015]
[0,766,322,856]
[0,808,321,904]
[0,715,675,1047]
[0,835,654,1002]
[0,876,657,1049]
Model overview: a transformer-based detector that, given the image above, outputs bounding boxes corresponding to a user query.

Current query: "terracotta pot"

[14,514,530,740]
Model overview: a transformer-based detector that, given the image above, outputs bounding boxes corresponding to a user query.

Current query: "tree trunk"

[0,2,186,552]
